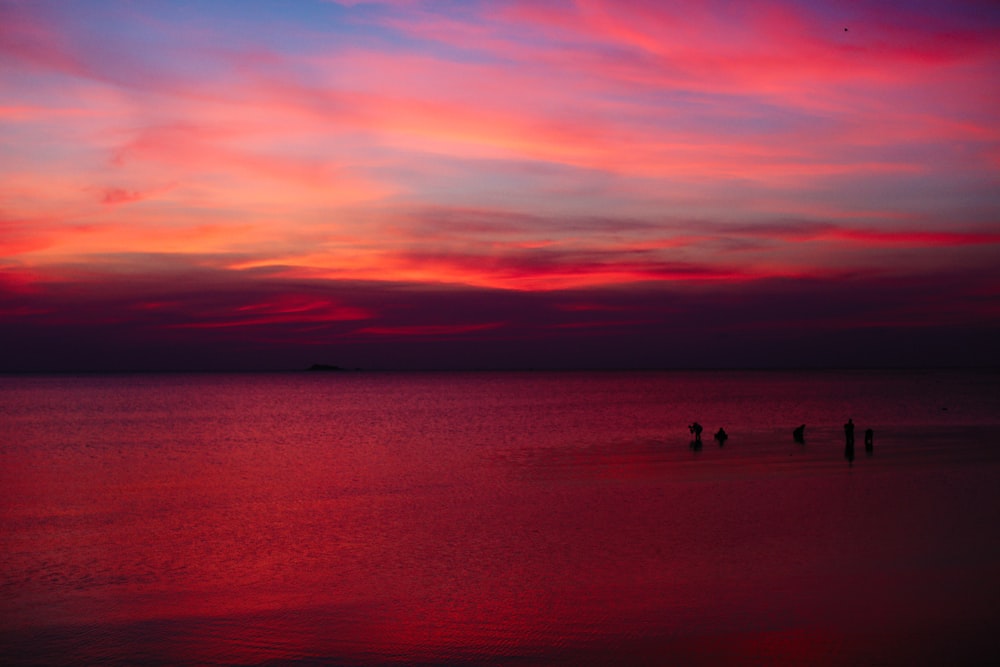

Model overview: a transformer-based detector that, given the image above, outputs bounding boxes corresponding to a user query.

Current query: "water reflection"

[2,372,1000,665]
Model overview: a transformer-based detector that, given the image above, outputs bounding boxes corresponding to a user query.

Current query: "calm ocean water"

[2,370,999,665]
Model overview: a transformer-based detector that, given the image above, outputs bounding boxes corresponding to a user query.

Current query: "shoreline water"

[3,370,999,665]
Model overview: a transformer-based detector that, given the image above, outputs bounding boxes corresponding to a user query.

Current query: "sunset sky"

[2,0,999,370]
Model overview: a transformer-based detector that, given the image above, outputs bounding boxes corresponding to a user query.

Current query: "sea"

[2,369,999,665]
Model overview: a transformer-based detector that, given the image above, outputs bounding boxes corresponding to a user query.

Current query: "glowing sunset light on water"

[4,6,1000,664]
[1,0,998,370]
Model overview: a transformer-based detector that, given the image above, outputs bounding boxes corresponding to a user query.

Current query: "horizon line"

[3,365,997,376]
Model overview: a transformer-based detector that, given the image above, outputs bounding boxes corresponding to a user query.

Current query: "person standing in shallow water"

[844,418,856,465]
[689,422,703,443]
[865,428,874,454]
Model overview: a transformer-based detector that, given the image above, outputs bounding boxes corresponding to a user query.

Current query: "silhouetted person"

[793,424,805,443]
[714,427,728,445]
[865,428,874,454]
[844,418,856,465]
[689,422,703,443]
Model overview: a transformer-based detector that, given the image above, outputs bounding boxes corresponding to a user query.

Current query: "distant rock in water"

[307,363,344,372]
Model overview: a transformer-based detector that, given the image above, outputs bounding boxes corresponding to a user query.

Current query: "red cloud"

[719,222,1000,248]
[826,228,1000,247]
[168,295,372,329]
[355,322,505,336]
[99,187,147,205]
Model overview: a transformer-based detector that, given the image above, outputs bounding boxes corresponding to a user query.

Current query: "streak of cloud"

[1,0,998,369]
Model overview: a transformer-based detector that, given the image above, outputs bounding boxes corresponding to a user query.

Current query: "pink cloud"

[497,0,1000,89]
[0,5,88,78]
[1,0,998,353]
[99,187,148,206]
[356,0,999,180]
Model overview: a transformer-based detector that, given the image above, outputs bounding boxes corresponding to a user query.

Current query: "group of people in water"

[842,418,875,464]
[687,418,874,464]
[687,421,726,448]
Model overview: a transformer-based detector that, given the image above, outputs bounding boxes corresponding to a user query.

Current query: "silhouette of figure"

[689,422,703,443]
[793,424,806,443]
[714,427,728,445]
[844,418,856,465]
[865,428,874,454]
